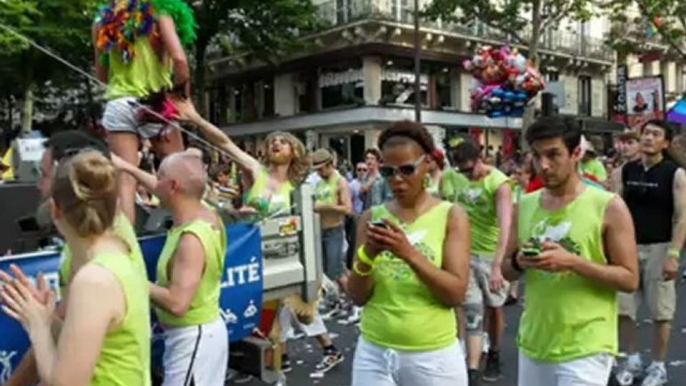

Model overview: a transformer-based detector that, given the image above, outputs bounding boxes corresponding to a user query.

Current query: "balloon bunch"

[463,46,546,118]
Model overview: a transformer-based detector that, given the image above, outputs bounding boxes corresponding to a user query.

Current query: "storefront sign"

[319,69,363,88]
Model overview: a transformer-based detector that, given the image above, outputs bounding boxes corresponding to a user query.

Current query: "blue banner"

[0,224,263,381]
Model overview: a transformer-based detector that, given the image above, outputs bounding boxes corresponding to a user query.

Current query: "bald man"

[114,151,228,386]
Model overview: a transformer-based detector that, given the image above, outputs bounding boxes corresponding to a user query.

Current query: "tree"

[0,0,97,132]
[189,0,320,114]
[423,0,594,133]
[603,0,686,62]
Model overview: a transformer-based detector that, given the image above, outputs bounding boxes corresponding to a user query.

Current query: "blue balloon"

[488,110,503,118]
[504,91,515,101]
[492,88,505,98]
[516,91,527,101]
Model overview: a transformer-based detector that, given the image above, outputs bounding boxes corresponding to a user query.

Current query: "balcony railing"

[315,0,614,62]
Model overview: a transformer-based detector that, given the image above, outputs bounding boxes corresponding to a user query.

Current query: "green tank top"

[440,168,468,202]
[245,167,294,217]
[315,173,341,205]
[59,213,144,291]
[360,202,457,351]
[105,37,173,100]
[155,219,226,326]
[455,168,509,255]
[517,187,616,362]
[90,251,151,386]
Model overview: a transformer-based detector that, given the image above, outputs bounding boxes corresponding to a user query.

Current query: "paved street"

[236,282,686,386]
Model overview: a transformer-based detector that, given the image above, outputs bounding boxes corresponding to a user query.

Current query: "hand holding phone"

[370,220,389,229]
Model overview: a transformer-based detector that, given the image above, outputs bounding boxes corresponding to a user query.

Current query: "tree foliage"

[423,0,594,60]
[602,0,686,60]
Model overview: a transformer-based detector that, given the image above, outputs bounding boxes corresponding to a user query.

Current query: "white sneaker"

[616,354,643,386]
[641,362,667,386]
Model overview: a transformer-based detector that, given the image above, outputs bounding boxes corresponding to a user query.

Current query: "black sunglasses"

[379,155,425,178]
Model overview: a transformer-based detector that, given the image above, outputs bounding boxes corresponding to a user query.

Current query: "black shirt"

[622,158,678,244]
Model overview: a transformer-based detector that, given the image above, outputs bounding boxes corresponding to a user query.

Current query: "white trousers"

[162,317,228,386]
[518,351,613,386]
[352,337,468,386]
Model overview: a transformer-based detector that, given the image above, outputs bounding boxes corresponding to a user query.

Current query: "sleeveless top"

[622,158,678,244]
[60,213,144,292]
[455,168,510,255]
[517,187,616,362]
[315,173,341,205]
[90,251,151,386]
[155,219,226,326]
[106,38,173,100]
[360,202,457,351]
[245,167,294,217]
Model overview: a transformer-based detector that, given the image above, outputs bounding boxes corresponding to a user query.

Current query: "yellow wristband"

[353,260,373,276]
[357,245,376,267]
[668,248,681,259]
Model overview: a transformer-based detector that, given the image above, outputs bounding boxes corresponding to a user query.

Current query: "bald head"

[160,151,207,200]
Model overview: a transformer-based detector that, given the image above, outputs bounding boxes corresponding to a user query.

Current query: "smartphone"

[520,247,540,257]
[370,220,389,229]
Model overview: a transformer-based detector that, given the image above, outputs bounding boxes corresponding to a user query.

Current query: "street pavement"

[235,282,686,386]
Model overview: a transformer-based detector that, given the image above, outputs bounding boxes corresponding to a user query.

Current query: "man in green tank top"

[312,149,353,287]
[501,116,639,386]
[116,150,229,386]
[450,140,512,384]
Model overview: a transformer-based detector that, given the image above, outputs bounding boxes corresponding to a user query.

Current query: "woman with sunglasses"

[348,121,471,386]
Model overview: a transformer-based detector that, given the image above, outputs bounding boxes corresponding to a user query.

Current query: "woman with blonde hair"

[1,151,150,386]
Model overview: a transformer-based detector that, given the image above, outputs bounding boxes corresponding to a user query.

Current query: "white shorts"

[102,97,173,139]
[278,305,328,342]
[352,337,468,386]
[162,317,229,386]
[518,352,613,386]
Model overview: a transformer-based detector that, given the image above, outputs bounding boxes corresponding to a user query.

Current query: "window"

[578,76,592,116]
[319,60,364,110]
[380,58,428,107]
[546,71,559,82]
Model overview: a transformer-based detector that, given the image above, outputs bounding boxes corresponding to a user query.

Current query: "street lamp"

[413,0,421,122]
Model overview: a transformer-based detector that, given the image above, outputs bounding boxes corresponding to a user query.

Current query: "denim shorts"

[322,225,346,280]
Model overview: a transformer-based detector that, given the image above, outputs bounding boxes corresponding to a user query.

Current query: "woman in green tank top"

[347,121,471,386]
[1,151,150,386]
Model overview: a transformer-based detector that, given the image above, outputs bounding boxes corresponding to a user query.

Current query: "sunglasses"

[379,155,425,178]
[357,168,368,172]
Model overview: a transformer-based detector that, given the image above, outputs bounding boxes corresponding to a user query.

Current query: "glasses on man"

[379,155,425,178]
[357,167,368,173]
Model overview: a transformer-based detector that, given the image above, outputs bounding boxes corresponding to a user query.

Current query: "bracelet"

[353,260,374,276]
[668,247,681,259]
[357,245,376,267]
[510,251,524,273]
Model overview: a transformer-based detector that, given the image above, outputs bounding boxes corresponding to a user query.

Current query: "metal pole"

[413,0,421,122]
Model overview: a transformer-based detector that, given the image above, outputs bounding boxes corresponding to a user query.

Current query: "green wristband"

[668,248,681,259]
[357,245,376,267]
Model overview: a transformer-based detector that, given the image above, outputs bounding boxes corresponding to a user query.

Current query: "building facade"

[207,0,617,162]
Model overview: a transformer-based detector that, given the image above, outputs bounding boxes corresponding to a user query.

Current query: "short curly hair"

[378,121,435,154]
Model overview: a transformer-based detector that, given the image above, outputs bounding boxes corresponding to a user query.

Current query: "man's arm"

[493,183,513,267]
[112,155,158,194]
[501,204,522,282]
[149,234,205,317]
[671,169,686,252]
[316,178,353,216]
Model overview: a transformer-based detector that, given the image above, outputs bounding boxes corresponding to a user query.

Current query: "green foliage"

[423,0,594,46]
[603,0,686,60]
